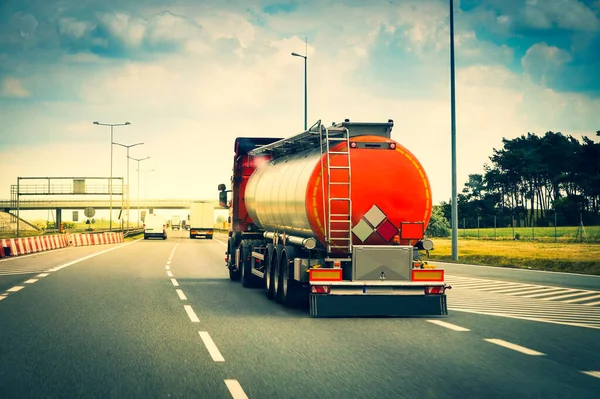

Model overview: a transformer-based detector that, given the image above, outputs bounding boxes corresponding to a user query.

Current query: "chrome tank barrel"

[245,148,320,238]
[245,134,433,251]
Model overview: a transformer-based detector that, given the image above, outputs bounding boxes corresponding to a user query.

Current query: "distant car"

[143,214,167,240]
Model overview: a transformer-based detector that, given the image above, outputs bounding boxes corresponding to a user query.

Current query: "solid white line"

[215,239,227,247]
[176,289,187,300]
[427,320,470,331]
[6,286,25,292]
[36,273,49,278]
[484,339,545,355]
[581,370,600,379]
[585,300,600,306]
[184,305,200,322]
[42,241,137,273]
[199,331,225,362]
[167,271,173,277]
[224,380,249,399]
[24,279,38,284]
[171,278,179,287]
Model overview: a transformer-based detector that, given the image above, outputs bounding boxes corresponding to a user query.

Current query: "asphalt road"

[430,260,600,291]
[1,230,599,398]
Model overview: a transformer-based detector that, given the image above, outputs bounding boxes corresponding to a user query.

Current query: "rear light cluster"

[311,286,331,294]
[425,286,446,295]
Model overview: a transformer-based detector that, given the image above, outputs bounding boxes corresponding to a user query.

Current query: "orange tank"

[245,134,432,252]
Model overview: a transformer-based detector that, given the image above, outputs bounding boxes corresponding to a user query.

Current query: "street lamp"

[93,121,131,231]
[113,141,144,231]
[291,37,308,130]
[130,156,150,227]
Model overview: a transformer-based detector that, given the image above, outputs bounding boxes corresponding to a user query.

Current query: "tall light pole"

[113,142,144,231]
[450,0,458,260]
[130,156,150,227]
[93,121,131,231]
[291,37,308,130]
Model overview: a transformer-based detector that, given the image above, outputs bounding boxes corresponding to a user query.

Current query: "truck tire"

[264,243,275,299]
[240,240,257,288]
[279,246,300,307]
[273,245,285,304]
[228,236,241,281]
[208,235,213,240]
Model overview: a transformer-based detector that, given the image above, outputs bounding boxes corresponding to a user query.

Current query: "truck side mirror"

[218,183,226,191]
[219,191,229,208]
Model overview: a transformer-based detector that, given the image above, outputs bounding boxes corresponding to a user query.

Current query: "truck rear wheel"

[264,243,275,299]
[273,245,285,304]
[240,240,258,288]
[279,246,300,307]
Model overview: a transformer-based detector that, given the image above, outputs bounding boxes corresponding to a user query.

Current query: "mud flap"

[309,294,447,318]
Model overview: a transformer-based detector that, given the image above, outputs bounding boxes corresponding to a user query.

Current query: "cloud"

[0,0,599,205]
[1,77,30,98]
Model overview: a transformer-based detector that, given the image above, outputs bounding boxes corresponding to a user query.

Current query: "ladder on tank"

[321,125,353,254]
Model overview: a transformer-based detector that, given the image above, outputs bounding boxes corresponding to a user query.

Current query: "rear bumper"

[309,293,447,318]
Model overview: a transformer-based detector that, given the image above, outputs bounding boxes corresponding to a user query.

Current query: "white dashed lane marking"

[167,271,173,277]
[224,380,249,399]
[199,331,225,362]
[24,279,38,284]
[582,371,600,379]
[184,305,200,323]
[36,273,49,278]
[484,339,545,356]
[171,278,179,287]
[6,286,24,293]
[427,320,470,332]
[176,289,187,300]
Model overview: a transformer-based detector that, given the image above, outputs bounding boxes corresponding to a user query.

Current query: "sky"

[1,0,600,222]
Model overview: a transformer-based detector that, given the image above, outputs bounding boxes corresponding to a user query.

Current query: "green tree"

[426,206,451,238]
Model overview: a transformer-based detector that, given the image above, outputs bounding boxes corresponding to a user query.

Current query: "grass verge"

[428,238,600,275]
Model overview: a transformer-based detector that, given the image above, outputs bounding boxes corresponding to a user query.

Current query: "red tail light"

[425,286,445,295]
[311,286,331,294]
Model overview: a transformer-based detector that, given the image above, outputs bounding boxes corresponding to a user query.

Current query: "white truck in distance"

[189,202,215,239]
[171,215,181,230]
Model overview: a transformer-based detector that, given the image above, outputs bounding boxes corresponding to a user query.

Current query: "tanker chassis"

[218,119,449,317]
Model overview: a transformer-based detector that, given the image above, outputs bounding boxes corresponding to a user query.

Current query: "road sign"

[84,207,96,218]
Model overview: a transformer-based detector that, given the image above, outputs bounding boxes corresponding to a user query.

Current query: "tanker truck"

[218,119,449,317]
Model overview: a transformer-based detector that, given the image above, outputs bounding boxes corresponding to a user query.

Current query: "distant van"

[144,214,167,240]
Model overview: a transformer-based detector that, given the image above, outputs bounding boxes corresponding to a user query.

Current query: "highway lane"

[0,234,231,398]
[0,243,128,293]
[1,229,599,398]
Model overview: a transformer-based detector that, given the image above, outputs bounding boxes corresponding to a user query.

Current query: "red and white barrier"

[0,231,125,259]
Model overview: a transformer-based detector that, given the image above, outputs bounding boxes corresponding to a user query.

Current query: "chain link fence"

[456,211,599,242]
